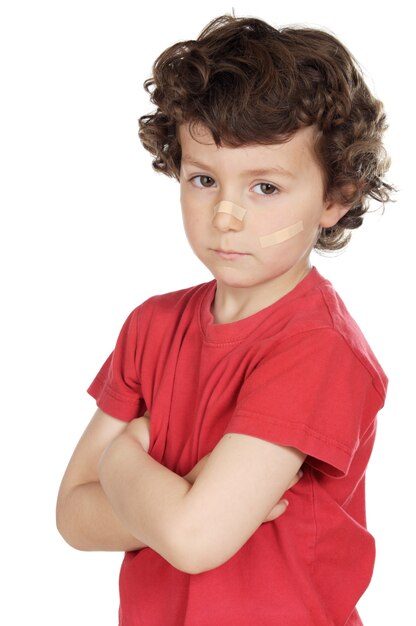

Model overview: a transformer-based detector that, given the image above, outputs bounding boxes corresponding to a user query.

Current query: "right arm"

[56,408,148,551]
[55,408,209,552]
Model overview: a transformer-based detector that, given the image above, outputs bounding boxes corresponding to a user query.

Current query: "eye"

[252,182,279,196]
[188,176,279,196]
[189,175,215,188]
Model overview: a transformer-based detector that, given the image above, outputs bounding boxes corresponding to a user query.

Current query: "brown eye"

[191,175,215,188]
[259,183,277,195]
[252,182,280,197]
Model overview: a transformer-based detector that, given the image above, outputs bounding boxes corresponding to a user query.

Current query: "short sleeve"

[223,328,376,477]
[86,306,147,421]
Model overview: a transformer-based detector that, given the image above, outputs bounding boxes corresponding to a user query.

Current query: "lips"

[214,249,248,260]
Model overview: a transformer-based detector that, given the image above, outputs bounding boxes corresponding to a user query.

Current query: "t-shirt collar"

[199,266,324,344]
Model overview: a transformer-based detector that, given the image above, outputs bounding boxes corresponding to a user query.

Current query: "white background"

[1,1,413,624]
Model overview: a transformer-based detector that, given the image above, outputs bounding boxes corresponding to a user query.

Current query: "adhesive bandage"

[213,199,304,249]
[214,201,247,221]
[259,221,304,248]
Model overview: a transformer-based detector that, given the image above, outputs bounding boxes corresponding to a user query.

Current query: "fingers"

[263,500,289,522]
[263,469,304,523]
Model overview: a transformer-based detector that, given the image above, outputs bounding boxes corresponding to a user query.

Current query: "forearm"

[98,432,192,569]
[57,481,149,552]
[94,431,291,571]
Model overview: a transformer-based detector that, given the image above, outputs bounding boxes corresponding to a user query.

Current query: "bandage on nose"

[259,220,304,248]
[213,200,304,248]
[214,201,247,221]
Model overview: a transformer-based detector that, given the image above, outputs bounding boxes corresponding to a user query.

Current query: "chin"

[212,270,257,289]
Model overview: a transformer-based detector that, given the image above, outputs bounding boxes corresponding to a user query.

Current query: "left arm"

[98,419,305,574]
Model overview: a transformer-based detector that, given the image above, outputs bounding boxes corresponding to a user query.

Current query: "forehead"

[178,123,320,175]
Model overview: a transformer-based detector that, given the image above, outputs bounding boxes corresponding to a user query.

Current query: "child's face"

[179,122,348,290]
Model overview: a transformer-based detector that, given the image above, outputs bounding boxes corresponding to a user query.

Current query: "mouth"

[214,249,248,260]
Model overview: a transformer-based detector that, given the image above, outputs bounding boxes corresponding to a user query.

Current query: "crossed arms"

[56,408,305,575]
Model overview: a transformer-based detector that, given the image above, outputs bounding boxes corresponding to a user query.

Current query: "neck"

[211,262,312,325]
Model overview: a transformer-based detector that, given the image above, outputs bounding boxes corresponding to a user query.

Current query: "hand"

[263,469,303,522]
[124,410,151,453]
[184,454,304,524]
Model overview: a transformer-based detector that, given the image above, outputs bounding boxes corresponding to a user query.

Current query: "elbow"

[178,560,214,576]
[55,507,81,551]
[56,514,92,551]
[175,549,224,575]
[172,552,203,575]
[169,527,226,575]
[170,551,204,576]
[56,492,89,552]
[56,524,83,551]
[55,512,74,549]
[56,497,71,546]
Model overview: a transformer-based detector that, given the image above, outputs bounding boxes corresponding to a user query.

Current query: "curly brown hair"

[138,13,396,252]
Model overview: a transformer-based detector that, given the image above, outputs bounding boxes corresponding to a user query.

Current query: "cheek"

[253,196,322,247]
[181,206,205,244]
[255,218,318,261]
[258,221,304,249]
[249,207,299,249]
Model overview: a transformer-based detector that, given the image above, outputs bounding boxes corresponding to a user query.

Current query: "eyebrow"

[181,156,296,179]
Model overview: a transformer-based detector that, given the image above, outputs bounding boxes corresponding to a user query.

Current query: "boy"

[56,13,395,626]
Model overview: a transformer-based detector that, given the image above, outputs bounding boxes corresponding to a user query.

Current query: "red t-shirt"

[87,266,387,626]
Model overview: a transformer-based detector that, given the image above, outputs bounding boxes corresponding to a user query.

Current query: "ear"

[319,182,357,228]
[319,200,351,229]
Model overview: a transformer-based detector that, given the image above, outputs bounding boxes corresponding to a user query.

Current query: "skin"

[178,122,350,323]
[127,413,302,523]
[56,409,299,553]
[57,122,350,575]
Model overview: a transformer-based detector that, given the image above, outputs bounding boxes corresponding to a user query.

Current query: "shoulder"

[122,280,213,326]
[311,278,388,400]
[140,280,215,322]
[142,280,213,316]
[125,280,215,330]
[258,274,388,402]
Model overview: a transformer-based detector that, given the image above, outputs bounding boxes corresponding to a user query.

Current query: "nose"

[212,200,246,232]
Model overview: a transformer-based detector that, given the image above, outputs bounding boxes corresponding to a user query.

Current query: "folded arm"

[56,408,149,551]
[98,418,305,573]
[56,408,252,552]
